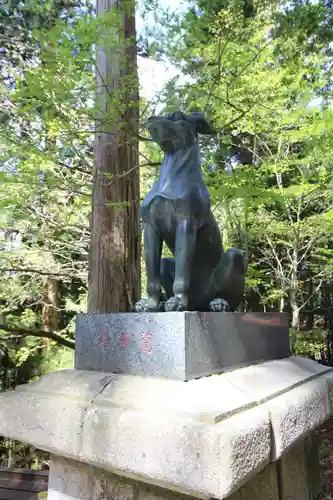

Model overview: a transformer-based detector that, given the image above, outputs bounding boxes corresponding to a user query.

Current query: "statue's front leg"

[145,223,163,311]
[134,258,174,313]
[165,220,196,312]
[134,222,162,312]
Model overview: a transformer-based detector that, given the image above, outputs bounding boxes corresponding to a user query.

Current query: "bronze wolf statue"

[134,111,246,313]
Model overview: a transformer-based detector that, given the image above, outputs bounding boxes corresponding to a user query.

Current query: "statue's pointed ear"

[187,112,216,135]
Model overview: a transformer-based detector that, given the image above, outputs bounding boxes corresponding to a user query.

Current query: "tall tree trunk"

[41,277,59,366]
[306,278,314,329]
[290,247,299,329]
[88,0,140,313]
[290,300,300,329]
[42,277,59,334]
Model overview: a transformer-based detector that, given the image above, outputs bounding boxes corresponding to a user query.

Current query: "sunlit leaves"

[159,0,333,316]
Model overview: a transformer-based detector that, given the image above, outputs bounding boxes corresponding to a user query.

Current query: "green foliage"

[0,0,90,469]
[38,345,75,375]
[155,0,333,323]
[291,328,326,359]
[0,0,143,467]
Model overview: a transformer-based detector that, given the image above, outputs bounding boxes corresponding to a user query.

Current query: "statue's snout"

[147,116,176,144]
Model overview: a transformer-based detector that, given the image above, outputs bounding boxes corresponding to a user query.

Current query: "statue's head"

[147,111,215,153]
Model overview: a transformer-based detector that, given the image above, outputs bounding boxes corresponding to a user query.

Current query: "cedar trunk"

[42,277,59,333]
[42,277,59,353]
[88,0,140,312]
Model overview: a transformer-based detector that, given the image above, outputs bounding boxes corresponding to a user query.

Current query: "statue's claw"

[133,298,165,313]
[164,295,188,312]
[133,298,149,313]
[209,298,230,312]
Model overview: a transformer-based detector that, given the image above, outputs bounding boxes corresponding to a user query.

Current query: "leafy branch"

[0,325,75,349]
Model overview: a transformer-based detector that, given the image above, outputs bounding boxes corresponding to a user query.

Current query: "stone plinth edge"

[0,357,332,499]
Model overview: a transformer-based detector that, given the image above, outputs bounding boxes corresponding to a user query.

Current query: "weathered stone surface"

[48,456,280,500]
[304,433,322,500]
[48,456,93,500]
[223,356,331,403]
[0,385,86,459]
[92,372,254,423]
[47,451,314,500]
[229,463,279,500]
[322,370,333,412]
[81,404,270,499]
[75,312,290,380]
[20,368,115,400]
[0,357,331,499]
[264,378,330,459]
[48,455,205,500]
[278,433,322,500]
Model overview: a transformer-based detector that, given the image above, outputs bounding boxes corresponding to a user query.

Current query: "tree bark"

[290,301,300,330]
[42,277,60,355]
[88,0,140,312]
[290,243,300,330]
[42,277,59,334]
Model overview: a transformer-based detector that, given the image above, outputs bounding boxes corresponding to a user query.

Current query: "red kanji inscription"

[140,332,152,353]
[119,333,131,349]
[98,328,110,350]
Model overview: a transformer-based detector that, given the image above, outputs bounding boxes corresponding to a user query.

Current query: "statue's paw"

[209,298,230,312]
[133,297,165,313]
[165,295,187,312]
[133,298,149,313]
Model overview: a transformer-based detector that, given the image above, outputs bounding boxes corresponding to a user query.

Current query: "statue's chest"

[157,152,205,192]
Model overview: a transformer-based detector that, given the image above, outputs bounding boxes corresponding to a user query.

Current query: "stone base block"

[47,436,321,500]
[278,433,322,500]
[47,455,200,500]
[47,455,280,500]
[0,357,330,499]
[47,455,279,500]
[75,312,290,380]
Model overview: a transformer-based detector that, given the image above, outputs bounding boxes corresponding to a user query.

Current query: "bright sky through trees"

[136,0,187,104]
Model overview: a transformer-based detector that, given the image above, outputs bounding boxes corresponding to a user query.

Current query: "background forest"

[1,0,333,466]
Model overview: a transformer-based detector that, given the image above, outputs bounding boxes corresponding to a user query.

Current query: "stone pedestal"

[47,439,320,500]
[0,356,331,499]
[75,312,290,380]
